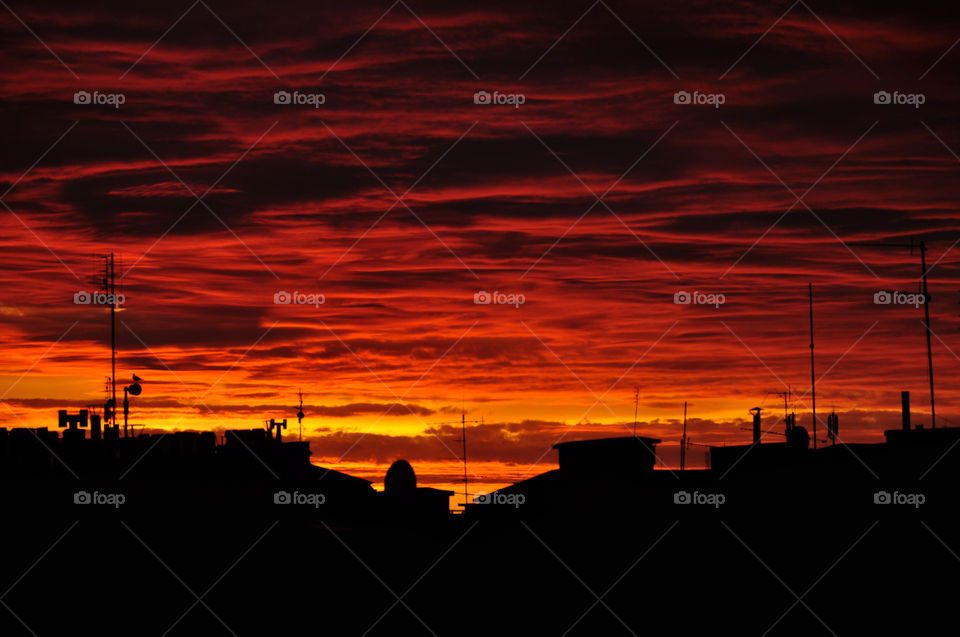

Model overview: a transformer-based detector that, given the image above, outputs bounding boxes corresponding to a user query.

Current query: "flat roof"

[553,435,661,449]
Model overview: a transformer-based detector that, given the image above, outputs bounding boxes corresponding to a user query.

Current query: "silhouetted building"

[468,436,668,517]
[0,413,376,518]
[554,436,661,479]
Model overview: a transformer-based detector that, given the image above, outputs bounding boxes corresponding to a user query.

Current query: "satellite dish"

[128,382,142,396]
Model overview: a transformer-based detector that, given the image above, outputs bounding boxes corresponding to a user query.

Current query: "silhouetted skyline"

[1,0,958,516]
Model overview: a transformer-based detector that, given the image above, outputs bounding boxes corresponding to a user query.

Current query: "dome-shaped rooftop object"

[384,459,416,494]
[787,425,810,449]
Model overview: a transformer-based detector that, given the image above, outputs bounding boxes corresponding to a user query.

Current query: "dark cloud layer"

[1,0,959,482]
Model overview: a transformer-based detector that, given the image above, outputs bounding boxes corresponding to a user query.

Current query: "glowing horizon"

[1,0,958,504]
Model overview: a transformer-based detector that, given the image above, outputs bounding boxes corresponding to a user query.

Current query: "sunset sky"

[1,0,958,504]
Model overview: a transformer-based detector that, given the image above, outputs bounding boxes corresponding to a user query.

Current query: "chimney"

[901,391,911,431]
[750,407,762,444]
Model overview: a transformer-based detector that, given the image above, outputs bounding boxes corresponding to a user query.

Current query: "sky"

[1,0,959,504]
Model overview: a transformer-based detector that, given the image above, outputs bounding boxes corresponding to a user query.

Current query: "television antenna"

[296,390,305,441]
[99,254,119,433]
[809,283,817,448]
[849,238,937,427]
[770,388,791,422]
[432,411,482,508]
[680,401,687,472]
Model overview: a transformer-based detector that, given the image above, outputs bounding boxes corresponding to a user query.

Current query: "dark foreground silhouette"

[1,408,957,635]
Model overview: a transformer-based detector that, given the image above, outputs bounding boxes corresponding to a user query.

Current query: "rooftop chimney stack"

[268,418,287,442]
[750,407,762,445]
[58,409,89,443]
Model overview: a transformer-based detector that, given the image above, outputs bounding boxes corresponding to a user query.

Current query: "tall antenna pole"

[297,389,304,441]
[461,410,468,508]
[680,401,687,472]
[848,239,939,428]
[105,253,119,437]
[809,283,816,450]
[434,412,481,510]
[919,241,936,428]
[633,386,639,436]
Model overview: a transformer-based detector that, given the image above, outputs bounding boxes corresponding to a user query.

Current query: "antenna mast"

[633,386,639,436]
[297,389,304,441]
[919,241,936,428]
[772,387,792,425]
[680,401,687,472]
[101,254,119,436]
[436,411,481,509]
[849,238,937,427]
[460,411,468,507]
[809,283,817,450]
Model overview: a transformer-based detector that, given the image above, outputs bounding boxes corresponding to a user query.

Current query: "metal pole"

[110,254,119,437]
[461,412,468,508]
[681,401,687,472]
[809,283,816,450]
[919,242,936,428]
